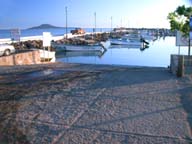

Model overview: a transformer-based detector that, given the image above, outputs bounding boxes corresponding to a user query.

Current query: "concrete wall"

[183,55,192,75]
[0,50,41,66]
[170,55,179,75]
[170,54,192,77]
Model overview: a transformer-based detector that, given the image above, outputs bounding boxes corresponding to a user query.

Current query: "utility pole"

[65,6,68,39]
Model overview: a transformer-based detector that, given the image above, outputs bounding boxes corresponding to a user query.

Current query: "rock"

[11,40,55,51]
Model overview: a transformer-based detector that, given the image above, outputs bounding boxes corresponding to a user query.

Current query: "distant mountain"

[28,24,64,29]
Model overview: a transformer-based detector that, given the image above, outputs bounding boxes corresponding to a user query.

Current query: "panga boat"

[140,30,157,41]
[110,35,149,47]
[110,37,141,46]
[52,40,110,52]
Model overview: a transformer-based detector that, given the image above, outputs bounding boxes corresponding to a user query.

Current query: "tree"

[168,5,192,55]
[167,5,192,36]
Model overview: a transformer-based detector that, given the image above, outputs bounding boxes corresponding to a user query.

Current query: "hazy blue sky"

[0,0,190,29]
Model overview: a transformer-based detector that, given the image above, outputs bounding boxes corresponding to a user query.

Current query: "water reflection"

[56,37,189,67]
[56,50,106,58]
[109,44,149,52]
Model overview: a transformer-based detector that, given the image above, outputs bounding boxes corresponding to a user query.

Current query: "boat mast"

[111,16,113,32]
[65,6,68,39]
[94,12,96,36]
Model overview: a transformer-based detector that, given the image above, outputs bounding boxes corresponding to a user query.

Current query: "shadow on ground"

[180,85,192,141]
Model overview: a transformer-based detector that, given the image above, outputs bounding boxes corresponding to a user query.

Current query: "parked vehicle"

[71,28,86,35]
[0,44,15,56]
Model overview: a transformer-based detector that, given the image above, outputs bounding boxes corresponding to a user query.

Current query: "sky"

[0,0,191,29]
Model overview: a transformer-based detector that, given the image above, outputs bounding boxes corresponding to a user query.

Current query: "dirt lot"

[0,63,192,144]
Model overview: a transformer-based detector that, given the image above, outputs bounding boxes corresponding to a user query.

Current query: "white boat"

[110,37,142,46]
[100,40,111,50]
[110,33,149,47]
[39,49,56,62]
[140,31,157,41]
[52,40,110,52]
[142,34,157,41]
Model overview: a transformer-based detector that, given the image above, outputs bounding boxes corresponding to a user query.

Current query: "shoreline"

[0,62,168,71]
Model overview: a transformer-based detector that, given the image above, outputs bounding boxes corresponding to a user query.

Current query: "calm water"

[56,37,190,67]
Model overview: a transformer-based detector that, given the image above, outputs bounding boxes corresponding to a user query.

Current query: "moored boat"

[109,34,149,47]
[110,37,142,46]
[60,44,102,51]
[52,40,110,52]
[140,30,157,41]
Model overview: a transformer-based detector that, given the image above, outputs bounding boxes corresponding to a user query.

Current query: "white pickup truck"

[0,44,15,56]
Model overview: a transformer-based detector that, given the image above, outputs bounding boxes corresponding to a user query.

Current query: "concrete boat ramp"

[0,63,192,143]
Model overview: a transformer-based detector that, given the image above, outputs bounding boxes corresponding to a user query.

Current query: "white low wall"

[0,35,64,44]
[0,32,106,44]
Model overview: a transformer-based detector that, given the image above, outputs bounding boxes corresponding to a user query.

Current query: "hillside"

[28,24,64,29]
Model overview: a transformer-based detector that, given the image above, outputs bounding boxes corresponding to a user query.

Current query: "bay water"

[0,28,190,67]
[56,37,189,67]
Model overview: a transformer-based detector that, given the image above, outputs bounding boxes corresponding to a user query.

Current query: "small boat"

[52,40,110,52]
[110,34,149,47]
[140,31,157,41]
[110,37,142,46]
[109,42,149,51]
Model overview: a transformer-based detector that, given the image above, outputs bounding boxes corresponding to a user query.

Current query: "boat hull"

[110,39,142,46]
[52,44,103,52]
[64,45,102,51]
[52,40,110,52]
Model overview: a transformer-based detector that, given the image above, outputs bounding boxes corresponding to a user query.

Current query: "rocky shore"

[0,63,192,143]
[10,32,127,51]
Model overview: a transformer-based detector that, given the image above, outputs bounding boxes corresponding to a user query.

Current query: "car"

[0,44,15,56]
[71,28,85,35]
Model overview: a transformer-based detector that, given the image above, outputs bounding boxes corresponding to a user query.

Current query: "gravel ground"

[0,62,192,144]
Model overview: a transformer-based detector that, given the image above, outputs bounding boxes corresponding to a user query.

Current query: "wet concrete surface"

[0,63,192,144]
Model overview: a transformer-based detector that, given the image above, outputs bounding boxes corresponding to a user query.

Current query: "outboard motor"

[140,38,149,45]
